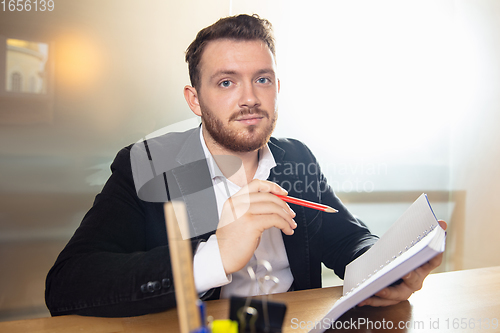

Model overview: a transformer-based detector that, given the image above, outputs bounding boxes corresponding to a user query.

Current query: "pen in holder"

[229,260,287,333]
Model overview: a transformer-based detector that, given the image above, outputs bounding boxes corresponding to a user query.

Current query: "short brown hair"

[185,14,276,89]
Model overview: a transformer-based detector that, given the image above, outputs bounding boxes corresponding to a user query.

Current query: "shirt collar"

[199,126,276,182]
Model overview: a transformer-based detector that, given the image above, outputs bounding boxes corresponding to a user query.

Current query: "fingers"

[358,221,448,309]
[438,219,447,230]
[358,264,438,308]
[244,198,297,234]
[420,253,443,273]
[227,182,297,232]
[237,179,289,197]
[253,212,296,235]
[246,191,295,216]
[357,295,401,307]
[377,281,413,300]
[358,272,420,307]
[401,271,423,291]
[216,180,296,274]
[233,179,294,219]
[357,283,413,307]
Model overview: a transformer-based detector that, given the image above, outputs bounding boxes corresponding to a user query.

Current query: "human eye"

[219,80,232,88]
[256,77,272,85]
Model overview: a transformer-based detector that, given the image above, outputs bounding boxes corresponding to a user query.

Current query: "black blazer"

[45,127,377,317]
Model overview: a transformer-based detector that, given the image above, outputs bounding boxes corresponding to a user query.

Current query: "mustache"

[229,108,269,122]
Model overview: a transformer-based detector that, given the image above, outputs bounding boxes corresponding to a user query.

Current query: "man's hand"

[357,220,447,307]
[216,179,297,275]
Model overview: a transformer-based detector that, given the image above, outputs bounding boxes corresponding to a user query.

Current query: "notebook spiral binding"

[341,223,437,299]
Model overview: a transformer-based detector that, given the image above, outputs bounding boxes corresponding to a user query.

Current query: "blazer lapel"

[170,127,219,239]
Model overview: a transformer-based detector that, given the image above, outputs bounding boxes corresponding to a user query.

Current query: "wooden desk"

[1,266,499,333]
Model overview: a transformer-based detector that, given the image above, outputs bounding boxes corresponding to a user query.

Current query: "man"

[45,14,445,317]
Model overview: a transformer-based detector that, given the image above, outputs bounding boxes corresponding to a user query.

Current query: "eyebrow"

[255,68,277,77]
[209,68,276,82]
[209,70,237,82]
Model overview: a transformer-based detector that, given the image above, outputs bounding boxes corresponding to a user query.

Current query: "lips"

[230,108,269,122]
[236,116,264,125]
[236,115,264,121]
[233,111,268,122]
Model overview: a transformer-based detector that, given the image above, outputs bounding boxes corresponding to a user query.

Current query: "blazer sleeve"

[45,146,201,317]
[317,170,379,279]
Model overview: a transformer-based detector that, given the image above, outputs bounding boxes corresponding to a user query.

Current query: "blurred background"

[1,0,499,321]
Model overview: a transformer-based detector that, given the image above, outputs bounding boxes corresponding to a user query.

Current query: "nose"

[238,82,261,109]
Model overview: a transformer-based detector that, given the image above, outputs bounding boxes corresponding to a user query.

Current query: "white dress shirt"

[192,128,293,297]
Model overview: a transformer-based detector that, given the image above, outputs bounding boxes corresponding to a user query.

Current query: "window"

[0,36,53,124]
[5,38,49,94]
[10,72,22,92]
[29,75,36,93]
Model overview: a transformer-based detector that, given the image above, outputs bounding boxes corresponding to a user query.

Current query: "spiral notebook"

[309,193,446,333]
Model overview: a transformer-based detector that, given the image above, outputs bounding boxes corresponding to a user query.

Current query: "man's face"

[195,39,279,152]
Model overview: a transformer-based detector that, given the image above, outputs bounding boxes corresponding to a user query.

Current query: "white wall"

[450,0,500,269]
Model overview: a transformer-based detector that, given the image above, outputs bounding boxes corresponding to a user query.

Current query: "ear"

[277,78,280,94]
[184,85,202,117]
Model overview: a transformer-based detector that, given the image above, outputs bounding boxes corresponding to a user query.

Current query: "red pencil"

[274,194,338,213]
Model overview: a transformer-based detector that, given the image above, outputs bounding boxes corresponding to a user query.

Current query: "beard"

[200,103,277,153]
